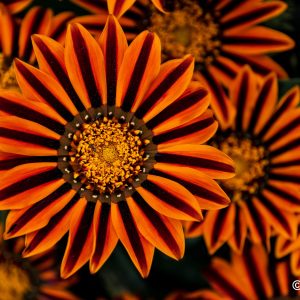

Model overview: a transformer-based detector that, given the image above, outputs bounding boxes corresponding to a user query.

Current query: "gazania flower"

[185,66,300,254]
[276,216,300,277]
[0,3,74,90]
[0,17,234,278]
[168,245,300,300]
[0,224,77,300]
[70,0,294,126]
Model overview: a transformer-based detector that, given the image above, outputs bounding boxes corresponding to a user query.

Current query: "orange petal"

[136,174,202,221]
[108,0,136,18]
[99,15,128,106]
[116,31,161,111]
[136,55,194,122]
[275,235,300,258]
[157,144,235,179]
[65,23,106,108]
[4,0,33,14]
[70,0,106,14]
[128,195,184,260]
[23,195,80,257]
[90,202,118,273]
[153,164,230,210]
[61,199,94,278]
[111,201,154,277]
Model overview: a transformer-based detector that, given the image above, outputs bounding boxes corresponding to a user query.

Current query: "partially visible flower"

[70,0,294,127]
[0,224,78,300]
[276,216,300,277]
[0,4,74,91]
[168,245,300,300]
[186,66,300,254]
[0,16,234,278]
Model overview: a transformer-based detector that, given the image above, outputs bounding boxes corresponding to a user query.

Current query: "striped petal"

[65,23,106,108]
[23,195,80,257]
[128,194,184,260]
[203,205,236,254]
[275,235,300,259]
[5,185,76,238]
[90,202,118,273]
[3,0,33,14]
[223,26,294,55]
[156,144,235,179]
[152,164,230,210]
[136,174,202,221]
[61,199,94,278]
[135,55,194,122]
[116,31,161,111]
[32,35,87,112]
[108,0,135,18]
[70,0,107,14]
[99,15,128,106]
[18,7,52,63]
[111,201,154,277]
[14,59,78,121]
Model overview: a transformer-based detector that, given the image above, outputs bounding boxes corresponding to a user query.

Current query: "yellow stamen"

[0,53,19,91]
[0,262,31,300]
[218,136,268,202]
[71,119,146,194]
[149,0,220,64]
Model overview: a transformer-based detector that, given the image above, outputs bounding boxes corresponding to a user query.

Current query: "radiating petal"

[111,201,154,277]
[108,0,135,18]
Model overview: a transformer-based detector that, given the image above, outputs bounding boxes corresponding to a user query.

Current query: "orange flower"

[0,17,234,278]
[186,66,300,254]
[70,0,294,127]
[0,4,74,90]
[168,245,300,300]
[0,224,78,300]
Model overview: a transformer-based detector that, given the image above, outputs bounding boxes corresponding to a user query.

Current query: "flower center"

[0,261,31,300]
[149,0,221,65]
[0,53,19,91]
[217,136,269,202]
[59,108,156,203]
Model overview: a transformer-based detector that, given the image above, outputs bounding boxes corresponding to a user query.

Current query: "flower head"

[70,0,295,127]
[0,16,234,278]
[185,66,300,254]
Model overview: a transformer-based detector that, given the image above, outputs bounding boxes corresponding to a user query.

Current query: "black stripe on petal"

[33,37,85,112]
[211,56,236,80]
[268,172,300,184]
[270,159,300,168]
[135,57,193,119]
[269,138,300,158]
[265,184,300,205]
[146,89,208,130]
[121,33,155,112]
[247,76,274,134]
[258,93,295,139]
[15,61,74,121]
[0,156,57,171]
[7,183,71,235]
[223,36,288,47]
[0,96,65,135]
[0,168,62,201]
[25,194,79,253]
[92,203,110,264]
[152,117,214,144]
[150,169,229,207]
[155,153,235,173]
[105,19,118,106]
[71,25,103,108]
[210,208,228,247]
[64,201,95,275]
[118,201,147,271]
[141,179,199,219]
[235,70,249,131]
[0,128,60,149]
[221,5,279,30]
[132,191,181,258]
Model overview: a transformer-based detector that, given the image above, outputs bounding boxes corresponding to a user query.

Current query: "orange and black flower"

[0,3,74,90]
[185,66,300,254]
[168,245,300,300]
[276,216,300,277]
[0,17,234,278]
[0,224,77,300]
[70,0,294,126]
